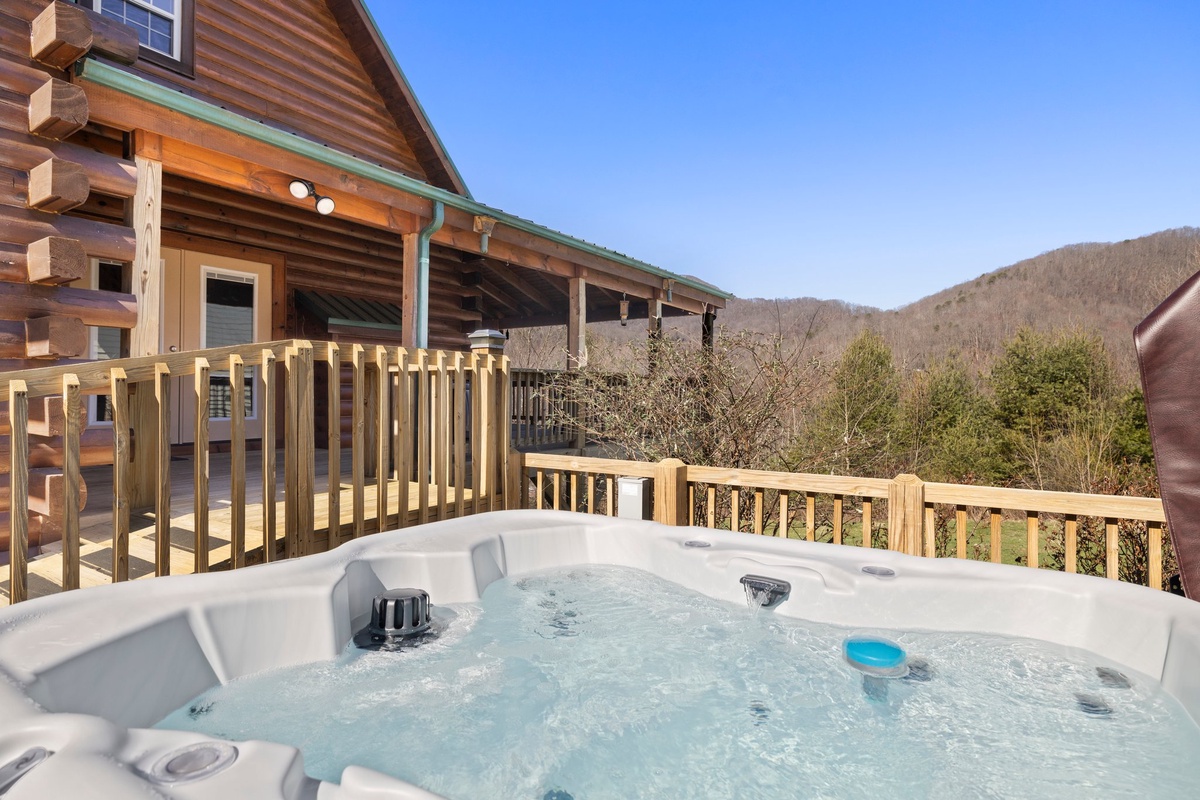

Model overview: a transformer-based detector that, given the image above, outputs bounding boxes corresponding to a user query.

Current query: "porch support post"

[401,231,419,348]
[647,296,663,372]
[567,274,587,370]
[400,202,445,350]
[567,274,587,451]
[127,131,162,509]
[701,305,716,426]
[127,131,162,358]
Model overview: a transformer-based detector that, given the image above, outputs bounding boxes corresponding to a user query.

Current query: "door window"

[202,270,256,420]
[91,260,124,424]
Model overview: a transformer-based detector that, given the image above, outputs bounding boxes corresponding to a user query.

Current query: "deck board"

[1,449,477,606]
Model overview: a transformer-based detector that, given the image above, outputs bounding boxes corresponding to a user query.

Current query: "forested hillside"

[736,226,1199,379]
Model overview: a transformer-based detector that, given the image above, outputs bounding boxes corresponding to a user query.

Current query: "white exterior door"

[162,249,273,444]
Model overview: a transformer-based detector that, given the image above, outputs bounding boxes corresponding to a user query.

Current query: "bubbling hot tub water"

[4,511,1200,800]
[156,564,1200,800]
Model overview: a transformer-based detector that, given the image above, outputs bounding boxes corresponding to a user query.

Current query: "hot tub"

[1,510,1198,798]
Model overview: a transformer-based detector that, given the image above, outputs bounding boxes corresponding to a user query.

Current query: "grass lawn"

[757,518,1075,570]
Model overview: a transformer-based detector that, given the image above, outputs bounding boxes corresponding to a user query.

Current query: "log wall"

[130,0,430,184]
[0,1,144,552]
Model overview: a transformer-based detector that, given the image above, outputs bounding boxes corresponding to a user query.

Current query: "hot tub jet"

[354,588,434,650]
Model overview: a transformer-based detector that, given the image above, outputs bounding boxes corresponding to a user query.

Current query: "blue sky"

[366,1,1200,310]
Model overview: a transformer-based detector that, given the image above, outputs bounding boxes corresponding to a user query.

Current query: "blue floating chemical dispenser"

[844,636,909,679]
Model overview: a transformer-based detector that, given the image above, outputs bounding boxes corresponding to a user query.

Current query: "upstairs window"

[74,0,193,74]
[100,0,178,58]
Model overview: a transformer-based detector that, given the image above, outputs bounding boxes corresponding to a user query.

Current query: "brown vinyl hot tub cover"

[1135,269,1200,599]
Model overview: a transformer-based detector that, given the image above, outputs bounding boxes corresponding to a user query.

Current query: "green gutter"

[76,59,733,303]
[415,201,444,349]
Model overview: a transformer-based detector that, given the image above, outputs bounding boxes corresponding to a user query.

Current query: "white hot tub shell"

[1,510,1199,798]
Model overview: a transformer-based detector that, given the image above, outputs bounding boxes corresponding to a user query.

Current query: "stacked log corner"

[0,0,140,555]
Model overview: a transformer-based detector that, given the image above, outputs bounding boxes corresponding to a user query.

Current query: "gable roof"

[324,0,471,198]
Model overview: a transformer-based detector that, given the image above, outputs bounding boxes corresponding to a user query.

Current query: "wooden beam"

[0,428,114,475]
[127,150,162,357]
[488,299,681,329]
[0,395,87,437]
[0,316,88,359]
[476,276,529,319]
[567,275,587,370]
[486,261,557,310]
[1,207,135,264]
[29,78,88,141]
[0,469,88,517]
[24,236,88,285]
[0,127,138,199]
[27,157,90,213]
[30,1,92,68]
[0,512,63,558]
[158,138,421,235]
[31,0,139,68]
[702,307,716,351]
[0,281,137,328]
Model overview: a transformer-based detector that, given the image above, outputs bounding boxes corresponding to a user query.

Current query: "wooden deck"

[1,449,478,606]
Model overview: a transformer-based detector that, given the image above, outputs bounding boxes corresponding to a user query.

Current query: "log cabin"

[0,0,731,555]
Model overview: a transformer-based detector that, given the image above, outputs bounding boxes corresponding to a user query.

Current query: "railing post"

[888,473,925,556]
[506,450,525,510]
[654,458,688,526]
[8,380,29,604]
[152,364,170,576]
[260,350,277,561]
[284,343,315,557]
[229,354,245,568]
[325,343,340,549]
[110,368,130,581]
[498,355,512,510]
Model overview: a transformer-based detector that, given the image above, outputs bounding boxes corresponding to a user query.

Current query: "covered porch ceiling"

[440,247,700,331]
[74,58,731,329]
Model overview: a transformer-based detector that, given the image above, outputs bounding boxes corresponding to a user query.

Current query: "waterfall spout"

[740,575,791,610]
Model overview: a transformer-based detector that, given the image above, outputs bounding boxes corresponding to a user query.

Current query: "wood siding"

[129,0,432,184]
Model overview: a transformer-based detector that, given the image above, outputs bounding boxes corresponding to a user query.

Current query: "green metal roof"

[75,58,734,303]
[295,290,403,331]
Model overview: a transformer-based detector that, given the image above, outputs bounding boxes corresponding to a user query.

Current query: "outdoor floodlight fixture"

[288,179,313,199]
[288,178,336,216]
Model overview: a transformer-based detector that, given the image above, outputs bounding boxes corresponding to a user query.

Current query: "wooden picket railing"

[2,340,511,605]
[506,453,1171,590]
[509,368,575,449]
[508,369,631,452]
